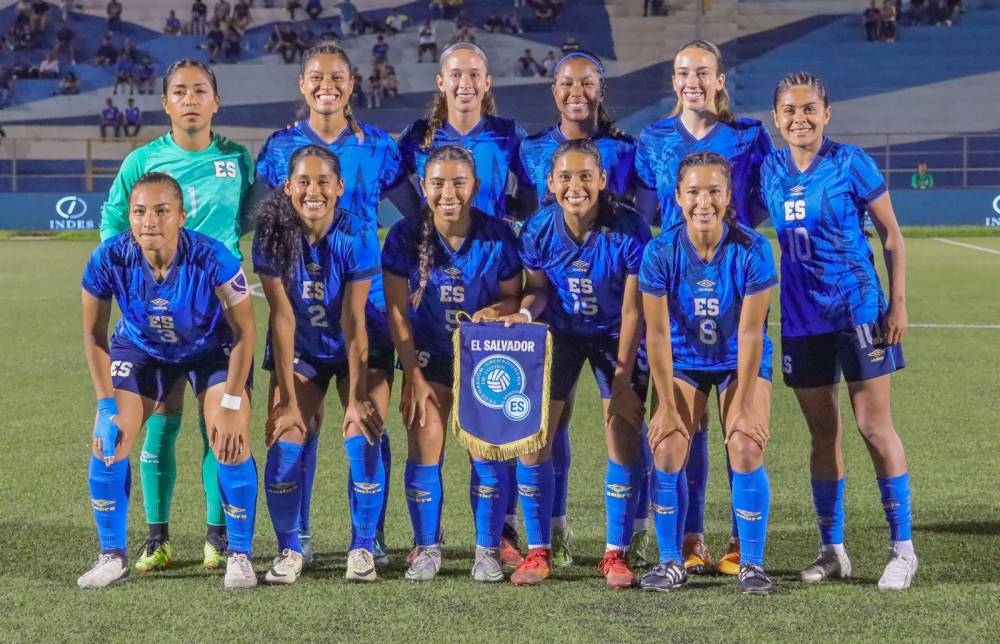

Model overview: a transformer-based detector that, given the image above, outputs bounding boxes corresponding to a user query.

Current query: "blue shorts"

[675,365,773,394]
[262,338,395,393]
[109,336,253,402]
[402,348,454,388]
[781,320,905,388]
[550,333,650,402]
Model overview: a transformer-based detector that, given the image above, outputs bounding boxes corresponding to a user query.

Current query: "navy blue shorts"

[781,320,905,388]
[675,365,773,394]
[262,338,395,394]
[109,336,252,402]
[402,349,454,389]
[550,333,650,402]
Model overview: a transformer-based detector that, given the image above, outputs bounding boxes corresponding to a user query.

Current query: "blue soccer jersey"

[638,222,777,371]
[382,209,522,357]
[519,202,652,337]
[762,138,890,337]
[397,116,530,219]
[81,228,245,362]
[634,116,773,229]
[518,126,639,202]
[252,209,381,362]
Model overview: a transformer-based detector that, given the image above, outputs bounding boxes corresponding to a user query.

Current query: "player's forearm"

[268,308,299,406]
[881,230,907,308]
[645,327,677,413]
[518,286,547,321]
[732,328,764,410]
[224,319,256,397]
[83,335,115,400]
[342,309,370,404]
[612,306,641,386]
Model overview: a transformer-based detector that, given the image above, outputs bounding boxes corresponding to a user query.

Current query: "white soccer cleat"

[345,548,378,583]
[404,546,442,582]
[224,553,258,589]
[264,549,304,585]
[878,548,918,590]
[800,548,852,583]
[300,535,315,568]
[77,553,128,589]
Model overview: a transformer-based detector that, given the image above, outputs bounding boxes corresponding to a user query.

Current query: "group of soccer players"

[76,37,917,594]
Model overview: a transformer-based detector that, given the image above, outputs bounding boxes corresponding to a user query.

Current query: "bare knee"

[727,432,763,473]
[652,431,688,473]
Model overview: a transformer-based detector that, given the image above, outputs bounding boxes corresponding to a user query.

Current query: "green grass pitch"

[0,236,997,642]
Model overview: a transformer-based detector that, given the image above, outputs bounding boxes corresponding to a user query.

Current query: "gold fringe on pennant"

[451,322,553,461]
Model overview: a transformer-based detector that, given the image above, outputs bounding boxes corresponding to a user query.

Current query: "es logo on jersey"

[471,355,530,421]
[214,160,238,178]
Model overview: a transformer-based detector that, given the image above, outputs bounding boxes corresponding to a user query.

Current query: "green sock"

[199,415,225,527]
[140,413,182,524]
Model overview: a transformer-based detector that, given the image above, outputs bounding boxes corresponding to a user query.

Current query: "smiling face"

[129,181,186,254]
[676,164,731,235]
[161,65,220,134]
[552,57,602,127]
[422,158,477,225]
[284,154,344,226]
[672,46,724,114]
[548,150,607,219]
[437,48,492,116]
[772,84,831,152]
[300,52,354,119]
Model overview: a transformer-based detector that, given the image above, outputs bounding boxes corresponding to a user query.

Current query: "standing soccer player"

[253,146,386,584]
[634,40,774,575]
[255,41,404,567]
[763,72,916,590]
[382,145,523,583]
[639,152,777,594]
[501,140,651,589]
[79,173,258,589]
[99,59,254,574]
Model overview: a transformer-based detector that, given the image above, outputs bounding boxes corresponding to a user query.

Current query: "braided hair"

[299,39,365,143]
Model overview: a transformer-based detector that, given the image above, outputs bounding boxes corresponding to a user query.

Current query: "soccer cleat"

[134,539,173,573]
[346,548,378,583]
[551,524,575,568]
[510,548,552,586]
[877,548,917,591]
[471,546,504,583]
[682,534,713,574]
[800,548,852,583]
[224,553,257,589]
[738,563,774,594]
[202,540,227,571]
[597,550,637,589]
[500,523,524,568]
[628,530,649,568]
[300,534,315,568]
[716,538,741,576]
[404,546,442,582]
[372,530,389,569]
[265,549,304,585]
[78,553,128,589]
[639,560,688,592]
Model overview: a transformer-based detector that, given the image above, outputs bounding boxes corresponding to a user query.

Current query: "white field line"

[933,238,1000,256]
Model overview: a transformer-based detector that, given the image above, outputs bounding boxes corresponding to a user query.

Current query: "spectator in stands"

[93,36,118,65]
[60,0,75,22]
[0,66,14,108]
[429,0,445,19]
[38,51,60,78]
[99,97,122,138]
[515,48,544,77]
[337,0,358,37]
[214,0,231,24]
[351,64,363,106]
[880,0,897,41]
[561,36,580,54]
[55,21,77,65]
[448,24,475,45]
[112,52,135,95]
[121,37,138,60]
[372,34,389,64]
[386,9,409,33]
[29,0,49,34]
[938,0,963,26]
[863,0,882,40]
[10,54,34,78]
[505,10,524,34]
[381,62,398,97]
[205,19,225,63]
[224,25,243,62]
[417,19,437,62]
[276,22,298,63]
[123,97,141,136]
[540,49,558,76]
[295,24,315,61]
[484,11,507,33]
[905,0,926,25]
[532,0,556,30]
[0,36,10,53]
[286,0,302,21]
[191,0,209,35]
[319,21,338,40]
[134,56,155,94]
[365,72,382,109]
[306,0,323,20]
[54,70,80,95]
[106,0,123,33]
[911,162,934,189]
[165,10,183,35]
[12,11,36,50]
[231,0,252,31]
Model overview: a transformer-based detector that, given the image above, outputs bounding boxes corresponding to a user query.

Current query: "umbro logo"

[652,503,675,515]
[223,504,247,519]
[151,298,169,309]
[790,185,806,196]
[735,509,762,521]
[353,482,382,495]
[868,348,886,362]
[473,485,499,498]
[406,489,431,502]
[267,481,298,494]
[697,279,716,291]
[518,484,540,497]
[571,260,589,272]
[91,499,115,512]
[445,267,462,278]
[306,262,322,273]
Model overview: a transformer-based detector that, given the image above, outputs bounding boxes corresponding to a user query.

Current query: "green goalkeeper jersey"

[100,132,254,257]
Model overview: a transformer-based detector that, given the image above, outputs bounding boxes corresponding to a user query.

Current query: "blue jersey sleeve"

[624,219,653,275]
[208,242,245,288]
[81,244,114,300]
[255,134,283,189]
[397,123,423,177]
[518,223,542,271]
[497,228,524,282]
[745,234,779,295]
[381,221,411,277]
[379,136,407,191]
[510,122,533,188]
[634,128,657,191]
[849,148,888,204]
[747,126,775,227]
[637,241,669,297]
[345,225,382,282]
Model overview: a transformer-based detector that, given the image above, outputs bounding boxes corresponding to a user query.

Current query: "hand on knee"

[726,432,763,473]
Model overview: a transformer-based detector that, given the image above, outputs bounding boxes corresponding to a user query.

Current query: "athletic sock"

[732,466,770,567]
[877,472,913,542]
[684,429,709,535]
[675,466,689,548]
[147,522,168,543]
[634,422,651,531]
[299,431,319,536]
[470,460,508,549]
[651,468,681,563]
[551,419,571,522]
[405,461,442,547]
[217,458,258,555]
[88,456,129,554]
[140,413,181,524]
[811,478,846,545]
[346,436,385,551]
[605,460,640,549]
[504,459,518,530]
[264,441,303,553]
[198,415,224,528]
[517,460,554,549]
[377,429,391,534]
[725,446,738,538]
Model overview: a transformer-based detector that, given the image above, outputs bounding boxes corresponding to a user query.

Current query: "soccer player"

[254,41,404,567]
[252,145,386,584]
[638,152,777,594]
[763,72,916,590]
[501,140,652,588]
[99,59,254,574]
[634,40,774,575]
[518,50,649,568]
[78,172,258,589]
[382,145,523,583]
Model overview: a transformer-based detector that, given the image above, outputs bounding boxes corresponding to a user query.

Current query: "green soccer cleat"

[551,524,575,568]
[628,530,649,569]
[203,540,227,571]
[134,539,173,574]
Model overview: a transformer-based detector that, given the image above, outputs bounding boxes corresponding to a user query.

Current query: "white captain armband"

[217,268,251,309]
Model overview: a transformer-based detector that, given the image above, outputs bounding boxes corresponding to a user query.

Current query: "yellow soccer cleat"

[716,538,741,576]
[682,534,713,574]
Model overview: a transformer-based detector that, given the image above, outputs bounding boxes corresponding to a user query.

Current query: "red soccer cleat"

[598,550,637,589]
[510,548,551,586]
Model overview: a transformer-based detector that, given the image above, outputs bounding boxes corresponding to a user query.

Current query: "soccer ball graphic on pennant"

[486,368,511,393]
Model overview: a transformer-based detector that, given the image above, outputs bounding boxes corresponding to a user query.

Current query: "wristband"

[221,393,242,411]
[519,308,533,323]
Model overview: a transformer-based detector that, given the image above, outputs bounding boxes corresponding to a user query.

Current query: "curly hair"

[668,40,736,124]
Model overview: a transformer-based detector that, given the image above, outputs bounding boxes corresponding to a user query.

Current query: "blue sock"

[684,430,709,535]
[652,468,681,563]
[470,460,508,548]
[217,458,258,555]
[811,478,846,545]
[517,460,554,549]
[726,448,738,539]
[550,421,571,520]
[635,423,652,527]
[732,466,771,566]
[877,472,912,542]
[88,456,130,554]
[504,459,518,526]
[675,467,689,547]
[605,460,640,549]
[405,461,442,546]
[377,430,391,534]
[299,432,319,536]
[264,441,303,553]
[346,436,385,551]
